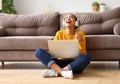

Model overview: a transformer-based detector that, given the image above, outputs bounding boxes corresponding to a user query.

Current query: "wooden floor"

[0,61,120,84]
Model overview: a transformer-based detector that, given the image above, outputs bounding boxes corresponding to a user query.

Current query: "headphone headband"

[73,14,79,27]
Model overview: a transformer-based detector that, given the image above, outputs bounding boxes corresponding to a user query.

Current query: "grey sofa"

[0,7,120,68]
[0,12,59,68]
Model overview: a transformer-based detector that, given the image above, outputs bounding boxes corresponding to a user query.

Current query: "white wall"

[14,0,120,15]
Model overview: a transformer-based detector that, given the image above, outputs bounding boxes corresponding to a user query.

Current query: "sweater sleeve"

[78,30,87,54]
[54,31,60,40]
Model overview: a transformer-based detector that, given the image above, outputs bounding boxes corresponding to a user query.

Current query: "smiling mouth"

[66,21,71,24]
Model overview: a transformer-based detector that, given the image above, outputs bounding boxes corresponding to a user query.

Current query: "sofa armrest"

[113,23,120,35]
[0,26,5,36]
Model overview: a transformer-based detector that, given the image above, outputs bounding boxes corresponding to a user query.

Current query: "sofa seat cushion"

[0,36,54,50]
[86,35,120,49]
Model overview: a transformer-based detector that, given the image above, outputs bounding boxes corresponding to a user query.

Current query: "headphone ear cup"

[75,21,79,27]
[62,17,65,26]
[62,20,65,27]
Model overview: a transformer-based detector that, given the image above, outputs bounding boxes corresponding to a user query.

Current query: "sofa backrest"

[0,12,60,36]
[60,7,120,35]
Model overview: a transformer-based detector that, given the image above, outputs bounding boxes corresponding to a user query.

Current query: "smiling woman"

[35,14,91,79]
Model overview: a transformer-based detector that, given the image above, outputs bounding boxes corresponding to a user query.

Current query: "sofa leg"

[1,61,4,69]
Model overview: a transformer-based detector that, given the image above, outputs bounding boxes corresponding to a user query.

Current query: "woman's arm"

[54,31,60,40]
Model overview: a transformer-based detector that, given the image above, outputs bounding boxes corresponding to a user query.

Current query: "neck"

[66,27,76,35]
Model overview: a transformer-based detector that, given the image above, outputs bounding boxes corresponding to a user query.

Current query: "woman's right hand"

[75,31,85,41]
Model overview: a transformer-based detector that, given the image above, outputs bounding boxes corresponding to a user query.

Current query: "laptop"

[48,40,80,58]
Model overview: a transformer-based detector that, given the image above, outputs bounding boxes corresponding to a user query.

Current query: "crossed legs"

[35,48,91,78]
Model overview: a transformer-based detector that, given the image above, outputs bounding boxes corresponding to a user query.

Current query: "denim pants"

[35,48,91,74]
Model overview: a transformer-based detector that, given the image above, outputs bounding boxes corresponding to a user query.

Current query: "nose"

[67,17,71,20]
[65,18,71,22]
[64,16,70,20]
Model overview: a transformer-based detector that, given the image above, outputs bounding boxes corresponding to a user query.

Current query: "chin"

[65,24,72,27]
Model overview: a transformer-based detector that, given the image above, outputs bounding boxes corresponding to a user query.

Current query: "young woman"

[35,14,91,79]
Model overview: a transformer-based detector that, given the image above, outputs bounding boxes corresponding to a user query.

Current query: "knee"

[84,53,91,63]
[85,53,91,59]
[79,53,91,64]
[35,48,44,58]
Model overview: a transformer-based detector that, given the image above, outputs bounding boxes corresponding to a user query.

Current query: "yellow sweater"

[54,30,87,55]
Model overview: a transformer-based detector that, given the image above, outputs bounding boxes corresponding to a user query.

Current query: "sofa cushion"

[78,24,103,35]
[86,35,120,49]
[0,36,54,50]
[113,23,120,35]
[60,7,120,35]
[0,12,60,36]
[102,7,120,21]
[102,18,120,34]
[79,7,120,35]
[0,26,5,36]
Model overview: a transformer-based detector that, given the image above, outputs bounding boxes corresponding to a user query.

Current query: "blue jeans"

[35,48,91,74]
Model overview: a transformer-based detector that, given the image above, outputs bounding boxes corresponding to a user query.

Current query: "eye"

[64,17,67,20]
[69,16,75,20]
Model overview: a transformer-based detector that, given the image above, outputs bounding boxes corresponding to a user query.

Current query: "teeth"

[67,21,70,23]
[67,22,70,23]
